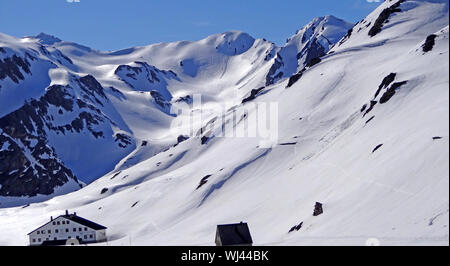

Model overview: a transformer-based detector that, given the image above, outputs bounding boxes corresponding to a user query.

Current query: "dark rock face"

[288,221,303,233]
[379,81,407,104]
[372,144,384,153]
[361,104,367,113]
[201,136,209,145]
[0,129,79,197]
[422,34,437,53]
[363,100,377,117]
[366,116,375,124]
[150,90,171,112]
[175,95,193,104]
[115,133,133,148]
[368,0,405,37]
[286,69,305,88]
[338,27,354,46]
[114,61,177,114]
[313,202,323,216]
[0,53,33,83]
[100,188,109,194]
[196,175,212,190]
[242,87,265,104]
[79,75,107,100]
[0,73,133,197]
[279,142,297,146]
[176,135,189,145]
[266,56,284,86]
[305,57,322,68]
[298,39,326,67]
[375,73,396,98]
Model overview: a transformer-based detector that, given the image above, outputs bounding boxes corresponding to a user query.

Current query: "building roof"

[62,214,107,230]
[216,222,253,246]
[27,212,107,235]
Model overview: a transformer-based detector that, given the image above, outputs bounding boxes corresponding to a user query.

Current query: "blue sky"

[0,0,382,51]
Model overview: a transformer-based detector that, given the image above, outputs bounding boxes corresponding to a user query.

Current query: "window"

[73,228,76,232]
[66,229,69,232]
[52,222,56,225]
[67,221,70,224]
[38,238,41,242]
[62,221,65,224]
[32,239,36,243]
[57,221,60,225]
[55,229,59,233]
[78,228,82,231]
[54,237,57,240]
[68,236,71,239]
[84,227,87,231]
[37,231,40,235]
[90,235,93,238]
[84,235,87,239]
[46,238,49,241]
[48,230,51,234]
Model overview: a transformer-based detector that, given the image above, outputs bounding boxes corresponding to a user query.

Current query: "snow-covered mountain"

[0,0,448,246]
[265,15,354,85]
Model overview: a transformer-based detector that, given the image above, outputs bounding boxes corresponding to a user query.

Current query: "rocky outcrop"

[0,73,134,196]
[368,0,405,37]
[0,52,34,83]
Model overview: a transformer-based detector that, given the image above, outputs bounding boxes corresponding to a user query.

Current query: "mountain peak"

[212,30,256,56]
[33,32,62,45]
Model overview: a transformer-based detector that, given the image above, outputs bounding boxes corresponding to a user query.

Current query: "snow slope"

[0,0,448,246]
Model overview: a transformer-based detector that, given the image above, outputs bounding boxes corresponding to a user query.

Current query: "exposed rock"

[100,188,108,194]
[372,144,383,153]
[338,27,354,46]
[242,87,265,104]
[266,56,284,86]
[363,100,377,117]
[305,57,322,68]
[201,136,209,145]
[379,81,407,104]
[366,116,375,124]
[375,73,396,98]
[150,90,171,111]
[361,104,367,113]
[175,95,193,104]
[279,142,297,146]
[313,202,323,216]
[0,54,31,83]
[110,171,122,180]
[368,0,405,37]
[286,69,305,88]
[288,221,303,233]
[174,135,189,147]
[196,175,212,189]
[0,133,79,197]
[422,34,437,53]
[115,133,133,148]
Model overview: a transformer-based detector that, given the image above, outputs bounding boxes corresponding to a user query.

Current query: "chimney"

[65,210,69,215]
[74,212,77,216]
[50,216,53,221]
